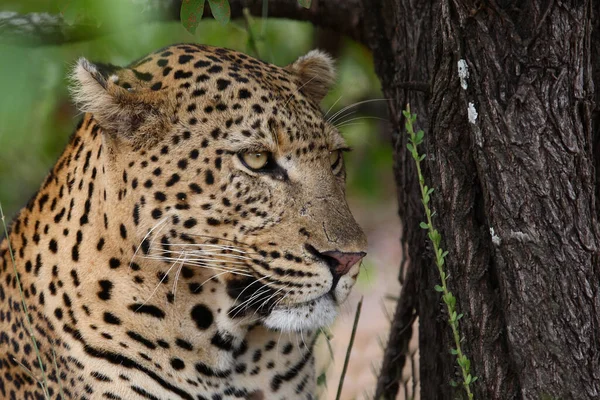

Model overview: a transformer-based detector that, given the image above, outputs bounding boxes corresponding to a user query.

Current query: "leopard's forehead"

[106,43,336,151]
[127,44,294,94]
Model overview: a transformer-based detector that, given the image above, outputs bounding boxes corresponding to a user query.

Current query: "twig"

[242,8,261,58]
[374,263,417,399]
[0,0,365,46]
[335,296,363,400]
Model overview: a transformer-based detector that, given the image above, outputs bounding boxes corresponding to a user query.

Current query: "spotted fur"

[0,44,367,400]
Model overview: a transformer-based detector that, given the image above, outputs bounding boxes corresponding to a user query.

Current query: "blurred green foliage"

[0,0,392,219]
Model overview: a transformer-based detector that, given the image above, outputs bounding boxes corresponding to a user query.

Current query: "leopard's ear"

[286,50,336,103]
[70,57,172,146]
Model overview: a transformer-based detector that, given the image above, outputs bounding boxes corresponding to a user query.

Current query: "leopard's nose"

[321,250,366,278]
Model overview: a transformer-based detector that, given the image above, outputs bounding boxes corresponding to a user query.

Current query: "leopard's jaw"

[264,294,338,332]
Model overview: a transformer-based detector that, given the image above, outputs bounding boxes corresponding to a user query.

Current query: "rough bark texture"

[368,0,600,398]
[593,0,600,215]
[362,1,437,398]
[3,1,600,399]
[426,0,600,398]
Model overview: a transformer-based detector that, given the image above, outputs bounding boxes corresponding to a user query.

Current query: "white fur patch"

[263,295,337,332]
[70,57,113,116]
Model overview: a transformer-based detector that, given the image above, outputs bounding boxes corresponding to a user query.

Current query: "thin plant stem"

[243,7,261,58]
[260,0,268,36]
[0,203,51,398]
[51,344,66,400]
[403,105,476,399]
[335,296,363,400]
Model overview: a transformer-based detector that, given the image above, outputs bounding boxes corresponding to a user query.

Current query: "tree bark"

[363,1,437,398]
[425,0,600,398]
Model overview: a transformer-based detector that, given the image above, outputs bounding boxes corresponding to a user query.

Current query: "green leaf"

[416,130,424,144]
[465,374,472,385]
[434,284,444,292]
[449,380,458,387]
[471,376,478,383]
[297,0,312,8]
[420,222,429,230]
[61,4,80,26]
[450,348,458,355]
[402,110,411,119]
[317,371,327,386]
[406,142,414,153]
[208,0,231,24]
[181,0,206,34]
[419,153,426,161]
[60,0,91,26]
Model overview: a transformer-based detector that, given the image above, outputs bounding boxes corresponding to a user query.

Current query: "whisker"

[183,233,254,248]
[130,216,169,269]
[137,251,183,310]
[231,274,274,308]
[160,242,252,254]
[333,123,367,129]
[229,287,272,319]
[141,255,253,277]
[327,98,390,125]
[251,283,290,318]
[324,95,343,118]
[300,328,309,352]
[334,115,389,129]
[171,253,187,301]
[147,253,251,266]
[283,74,320,108]
[146,249,249,262]
[192,270,231,295]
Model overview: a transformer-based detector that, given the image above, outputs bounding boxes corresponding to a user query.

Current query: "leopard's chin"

[263,294,337,332]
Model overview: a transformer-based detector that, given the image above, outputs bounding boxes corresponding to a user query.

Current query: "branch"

[0,0,365,46]
[374,262,418,399]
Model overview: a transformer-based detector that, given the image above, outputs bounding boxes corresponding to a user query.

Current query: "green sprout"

[403,104,476,399]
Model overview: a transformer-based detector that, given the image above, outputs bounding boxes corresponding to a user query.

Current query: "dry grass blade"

[51,344,66,399]
[0,203,51,398]
[335,296,363,400]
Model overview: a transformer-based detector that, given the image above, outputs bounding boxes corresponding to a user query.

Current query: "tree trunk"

[363,1,437,398]
[369,0,600,398]
[425,0,599,398]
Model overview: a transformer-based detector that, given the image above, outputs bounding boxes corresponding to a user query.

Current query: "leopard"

[0,43,367,400]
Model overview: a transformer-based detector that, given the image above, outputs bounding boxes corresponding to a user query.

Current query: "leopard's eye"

[329,150,342,171]
[240,152,270,171]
